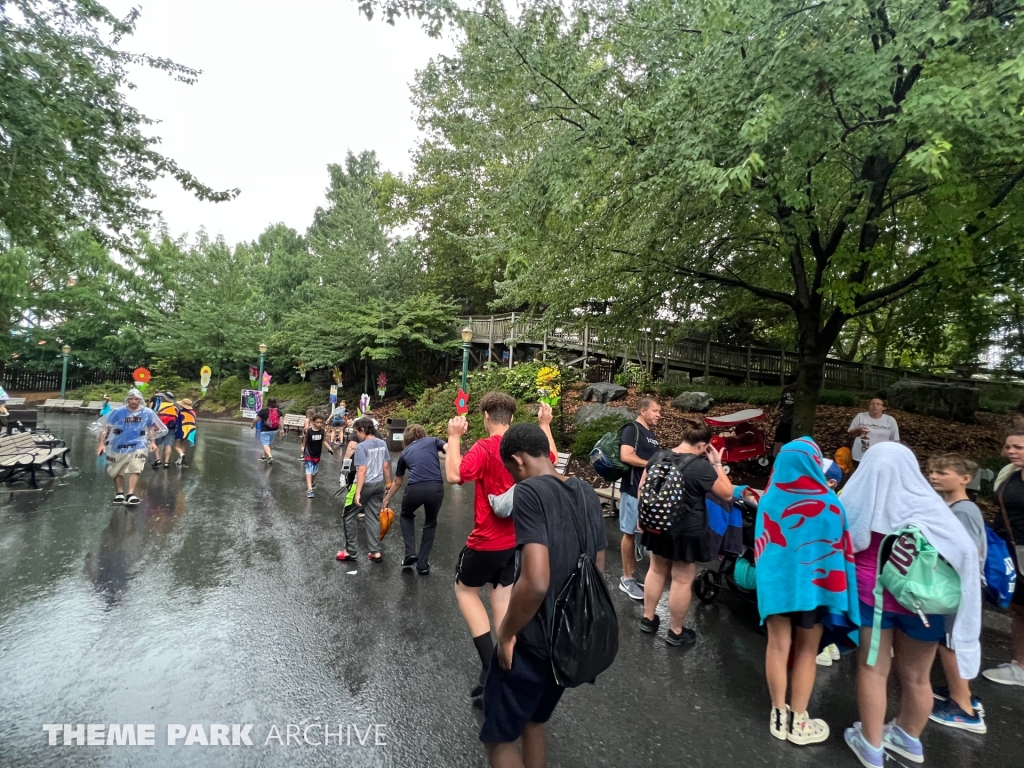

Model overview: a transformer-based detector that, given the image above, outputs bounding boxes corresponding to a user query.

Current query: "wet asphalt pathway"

[1,416,1022,767]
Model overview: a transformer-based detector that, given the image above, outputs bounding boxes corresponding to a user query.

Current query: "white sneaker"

[982,660,1024,687]
[789,711,829,745]
[816,648,833,667]
[769,706,789,741]
[828,643,841,661]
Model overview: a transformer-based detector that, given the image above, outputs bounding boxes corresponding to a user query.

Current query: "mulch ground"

[560,384,1019,491]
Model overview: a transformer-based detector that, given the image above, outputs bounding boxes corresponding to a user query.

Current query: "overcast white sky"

[106,0,450,244]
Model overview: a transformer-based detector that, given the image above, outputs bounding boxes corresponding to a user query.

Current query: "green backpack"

[867,527,962,666]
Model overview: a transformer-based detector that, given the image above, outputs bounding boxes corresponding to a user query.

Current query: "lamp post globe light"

[60,345,71,398]
[460,325,473,392]
[258,343,268,392]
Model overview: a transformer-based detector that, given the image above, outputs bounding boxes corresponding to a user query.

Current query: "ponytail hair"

[679,418,712,446]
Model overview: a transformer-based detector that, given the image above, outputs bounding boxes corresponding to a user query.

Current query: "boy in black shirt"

[482,424,606,768]
[302,415,333,498]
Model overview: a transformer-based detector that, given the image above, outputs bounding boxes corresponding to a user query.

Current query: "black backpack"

[637,452,700,535]
[548,482,619,688]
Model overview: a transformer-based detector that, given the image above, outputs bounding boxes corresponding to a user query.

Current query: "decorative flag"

[199,365,212,395]
[329,385,338,404]
[376,373,387,400]
[332,367,343,386]
[262,372,271,391]
[454,388,469,416]
[298,362,306,380]
[248,366,258,387]
[133,367,151,391]
[358,393,370,417]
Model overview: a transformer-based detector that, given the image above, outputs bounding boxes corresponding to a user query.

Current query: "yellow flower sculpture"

[536,366,561,406]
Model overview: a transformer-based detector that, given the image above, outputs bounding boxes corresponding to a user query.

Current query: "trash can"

[385,417,407,452]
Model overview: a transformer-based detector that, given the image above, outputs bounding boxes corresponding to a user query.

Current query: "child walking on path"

[302,415,334,498]
[927,454,988,733]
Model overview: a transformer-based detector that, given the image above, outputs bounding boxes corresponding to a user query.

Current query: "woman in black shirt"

[984,429,1024,686]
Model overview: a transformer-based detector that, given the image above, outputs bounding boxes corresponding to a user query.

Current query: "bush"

[570,414,632,461]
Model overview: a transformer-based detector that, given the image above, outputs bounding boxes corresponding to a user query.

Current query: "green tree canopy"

[363,0,1024,431]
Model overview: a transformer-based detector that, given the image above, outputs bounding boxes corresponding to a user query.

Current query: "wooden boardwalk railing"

[456,314,1018,393]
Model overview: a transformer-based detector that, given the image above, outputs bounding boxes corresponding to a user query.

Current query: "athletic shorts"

[769,606,831,630]
[479,645,564,744]
[858,600,945,643]
[304,460,320,475]
[259,430,277,446]
[455,546,516,589]
[619,493,639,534]
[155,430,176,448]
[106,451,147,478]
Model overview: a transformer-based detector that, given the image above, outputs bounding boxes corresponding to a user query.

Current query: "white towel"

[841,442,982,679]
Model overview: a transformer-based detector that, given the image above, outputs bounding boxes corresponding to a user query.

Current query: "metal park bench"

[0,432,69,488]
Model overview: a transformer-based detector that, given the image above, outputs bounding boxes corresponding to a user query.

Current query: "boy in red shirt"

[446,393,557,704]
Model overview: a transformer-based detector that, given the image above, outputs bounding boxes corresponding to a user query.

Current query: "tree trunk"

[791,307,831,437]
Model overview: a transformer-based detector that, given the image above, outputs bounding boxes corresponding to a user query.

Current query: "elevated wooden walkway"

[457,314,1017,394]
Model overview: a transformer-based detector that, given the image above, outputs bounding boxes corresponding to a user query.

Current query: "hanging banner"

[376,373,387,400]
[133,367,151,391]
[199,365,212,395]
[262,371,271,393]
[240,389,263,419]
[248,366,258,387]
[329,385,338,404]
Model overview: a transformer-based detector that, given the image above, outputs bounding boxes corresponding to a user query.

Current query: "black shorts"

[455,546,516,588]
[641,530,711,564]
[774,422,793,444]
[479,645,564,744]
[771,606,831,629]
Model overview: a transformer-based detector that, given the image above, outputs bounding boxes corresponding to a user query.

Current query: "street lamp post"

[460,326,473,392]
[258,343,268,392]
[60,345,71,398]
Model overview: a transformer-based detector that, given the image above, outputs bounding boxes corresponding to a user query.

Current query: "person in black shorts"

[773,378,797,456]
[481,423,606,768]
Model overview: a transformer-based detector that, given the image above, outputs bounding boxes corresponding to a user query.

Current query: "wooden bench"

[282,414,306,434]
[0,432,69,487]
[6,407,40,435]
[4,397,26,406]
[81,400,104,414]
[39,399,64,411]
[594,479,621,516]
[59,399,84,413]
[555,451,572,475]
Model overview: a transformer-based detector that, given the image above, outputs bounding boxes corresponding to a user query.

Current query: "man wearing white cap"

[96,388,166,505]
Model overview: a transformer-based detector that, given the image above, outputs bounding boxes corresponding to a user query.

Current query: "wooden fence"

[457,314,1020,394]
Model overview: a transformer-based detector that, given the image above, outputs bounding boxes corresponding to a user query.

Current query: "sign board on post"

[329,385,338,405]
[240,389,263,419]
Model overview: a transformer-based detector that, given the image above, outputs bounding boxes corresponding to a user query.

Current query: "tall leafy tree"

[0,1,236,252]
[365,0,1024,432]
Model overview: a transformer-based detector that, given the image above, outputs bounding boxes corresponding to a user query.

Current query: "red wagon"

[706,408,770,474]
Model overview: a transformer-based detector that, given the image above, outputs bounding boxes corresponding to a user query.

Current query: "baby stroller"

[693,497,759,605]
[705,408,770,474]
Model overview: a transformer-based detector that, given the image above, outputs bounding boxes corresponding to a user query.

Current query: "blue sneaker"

[882,722,924,764]
[844,723,883,768]
[929,697,987,734]
[932,685,985,717]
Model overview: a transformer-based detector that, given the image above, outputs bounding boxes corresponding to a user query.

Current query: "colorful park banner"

[248,366,258,387]
[133,367,151,391]
[329,385,338,405]
[199,366,212,395]
[240,389,263,419]
[454,388,469,415]
[376,373,387,400]
[262,371,271,392]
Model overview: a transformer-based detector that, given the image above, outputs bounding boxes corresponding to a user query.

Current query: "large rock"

[691,375,730,386]
[671,391,714,413]
[579,382,628,403]
[574,403,635,426]
[887,380,979,423]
